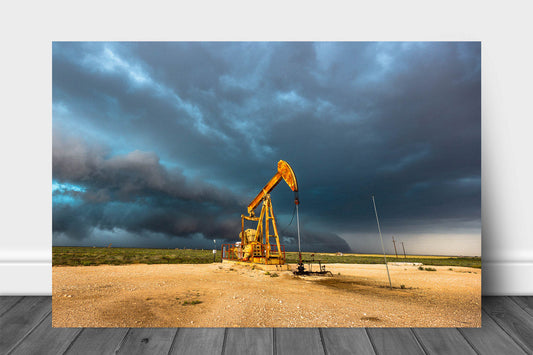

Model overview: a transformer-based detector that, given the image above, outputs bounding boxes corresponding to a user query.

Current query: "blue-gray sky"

[52,42,480,255]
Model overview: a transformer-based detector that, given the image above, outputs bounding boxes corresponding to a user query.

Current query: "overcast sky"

[52,42,480,255]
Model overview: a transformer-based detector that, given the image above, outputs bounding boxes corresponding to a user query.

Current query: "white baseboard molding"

[482,261,533,296]
[0,262,51,295]
[0,261,532,296]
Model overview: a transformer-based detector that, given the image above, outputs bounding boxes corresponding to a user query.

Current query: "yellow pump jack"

[222,160,299,265]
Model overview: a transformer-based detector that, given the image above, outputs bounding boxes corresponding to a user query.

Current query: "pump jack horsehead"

[222,160,299,265]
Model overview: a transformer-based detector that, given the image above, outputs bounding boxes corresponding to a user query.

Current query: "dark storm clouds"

[52,42,480,253]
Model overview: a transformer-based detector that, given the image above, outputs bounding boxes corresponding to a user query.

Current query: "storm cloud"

[53,42,480,255]
[52,130,351,252]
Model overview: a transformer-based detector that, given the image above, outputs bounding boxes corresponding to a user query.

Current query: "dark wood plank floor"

[1,297,532,354]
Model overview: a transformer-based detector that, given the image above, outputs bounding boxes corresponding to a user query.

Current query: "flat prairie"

[52,262,481,327]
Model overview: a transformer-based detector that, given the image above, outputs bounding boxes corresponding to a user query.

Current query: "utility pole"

[401,242,407,259]
[392,236,398,259]
[372,195,392,289]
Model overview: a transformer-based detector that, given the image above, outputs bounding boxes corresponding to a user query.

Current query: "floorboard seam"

[509,296,533,318]
[0,296,24,318]
[114,328,131,355]
[363,328,378,355]
[220,327,228,355]
[166,328,180,355]
[318,328,328,355]
[60,328,84,355]
[456,328,482,355]
[6,309,51,355]
[483,305,531,354]
[272,328,276,355]
[409,329,429,355]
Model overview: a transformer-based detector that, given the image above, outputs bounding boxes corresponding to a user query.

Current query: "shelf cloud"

[53,42,480,254]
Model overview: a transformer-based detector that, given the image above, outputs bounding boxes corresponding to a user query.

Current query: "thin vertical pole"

[296,204,301,252]
[392,236,398,259]
[401,242,407,259]
[294,203,304,272]
[372,195,392,289]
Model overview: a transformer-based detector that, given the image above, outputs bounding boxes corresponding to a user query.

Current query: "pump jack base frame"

[222,259,292,271]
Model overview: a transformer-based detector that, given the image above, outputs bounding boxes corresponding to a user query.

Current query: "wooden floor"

[1,297,532,354]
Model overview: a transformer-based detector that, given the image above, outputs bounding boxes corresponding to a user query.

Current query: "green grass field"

[286,252,481,268]
[53,247,481,268]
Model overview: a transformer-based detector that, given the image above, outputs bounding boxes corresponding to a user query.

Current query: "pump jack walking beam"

[247,160,299,217]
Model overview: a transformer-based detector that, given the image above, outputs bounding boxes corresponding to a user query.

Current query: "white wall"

[1,1,532,295]
[481,32,533,294]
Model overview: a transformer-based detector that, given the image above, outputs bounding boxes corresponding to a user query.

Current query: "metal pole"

[392,236,398,259]
[372,195,392,289]
[295,203,305,273]
[401,242,406,259]
[296,204,301,253]
[296,204,303,264]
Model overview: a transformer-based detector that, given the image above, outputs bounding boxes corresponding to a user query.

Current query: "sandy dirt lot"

[52,262,481,328]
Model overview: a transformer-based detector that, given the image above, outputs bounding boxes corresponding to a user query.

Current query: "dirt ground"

[52,262,481,328]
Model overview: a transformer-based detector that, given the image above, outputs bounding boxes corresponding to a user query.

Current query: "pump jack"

[221,160,299,265]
